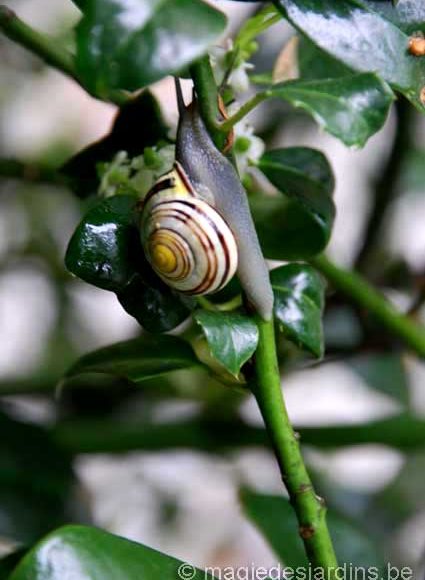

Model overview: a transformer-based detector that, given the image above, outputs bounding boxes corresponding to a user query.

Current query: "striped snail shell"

[140,162,238,295]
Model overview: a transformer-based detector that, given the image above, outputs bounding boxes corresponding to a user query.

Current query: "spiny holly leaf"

[194,310,259,376]
[270,73,394,146]
[273,0,425,112]
[9,525,216,580]
[75,0,227,95]
[241,490,385,570]
[254,147,335,260]
[62,91,169,198]
[66,335,200,383]
[65,195,193,332]
[270,264,325,357]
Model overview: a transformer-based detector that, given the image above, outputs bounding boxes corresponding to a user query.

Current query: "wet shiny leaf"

[66,335,200,383]
[274,0,425,111]
[194,310,259,376]
[75,0,227,94]
[254,147,335,260]
[270,73,394,146]
[10,525,215,579]
[271,264,325,357]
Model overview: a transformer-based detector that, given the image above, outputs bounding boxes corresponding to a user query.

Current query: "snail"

[139,79,274,321]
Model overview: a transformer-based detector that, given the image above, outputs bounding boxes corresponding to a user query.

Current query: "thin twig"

[312,254,425,358]
[0,5,128,106]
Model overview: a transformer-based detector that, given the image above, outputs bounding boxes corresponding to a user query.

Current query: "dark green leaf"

[65,195,140,292]
[348,353,409,404]
[66,335,200,383]
[241,490,385,569]
[298,37,354,80]
[254,147,335,260]
[270,264,325,357]
[0,413,74,544]
[270,73,394,146]
[75,0,227,94]
[62,91,169,198]
[273,0,425,111]
[194,310,259,376]
[117,274,193,333]
[9,525,215,580]
[65,195,193,332]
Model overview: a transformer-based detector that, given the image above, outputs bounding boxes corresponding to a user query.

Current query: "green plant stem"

[0,5,75,77]
[0,5,128,106]
[253,316,338,575]
[189,55,227,150]
[219,90,271,132]
[0,158,67,185]
[190,54,338,573]
[312,254,425,358]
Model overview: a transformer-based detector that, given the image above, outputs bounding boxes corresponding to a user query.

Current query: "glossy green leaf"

[273,0,425,111]
[0,413,74,544]
[117,274,193,333]
[254,147,335,260]
[270,73,394,146]
[298,37,354,80]
[194,310,259,376]
[65,195,139,292]
[241,490,385,569]
[9,525,215,580]
[62,91,169,198]
[65,195,192,331]
[357,1,425,35]
[66,335,200,383]
[270,264,325,357]
[348,353,409,404]
[75,0,227,94]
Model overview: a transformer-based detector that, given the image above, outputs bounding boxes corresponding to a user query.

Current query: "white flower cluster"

[98,145,175,199]
[210,42,265,178]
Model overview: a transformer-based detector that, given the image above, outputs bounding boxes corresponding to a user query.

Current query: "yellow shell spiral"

[140,163,238,295]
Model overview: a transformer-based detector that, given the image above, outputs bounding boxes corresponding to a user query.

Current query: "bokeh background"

[0,0,425,576]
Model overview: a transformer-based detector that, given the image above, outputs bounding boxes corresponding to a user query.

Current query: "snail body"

[175,85,274,321]
[139,80,274,320]
[140,162,238,295]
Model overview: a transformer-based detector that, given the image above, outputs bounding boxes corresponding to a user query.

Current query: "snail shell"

[140,162,238,295]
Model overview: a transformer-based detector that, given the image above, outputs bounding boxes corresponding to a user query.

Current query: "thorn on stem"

[299,525,316,539]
